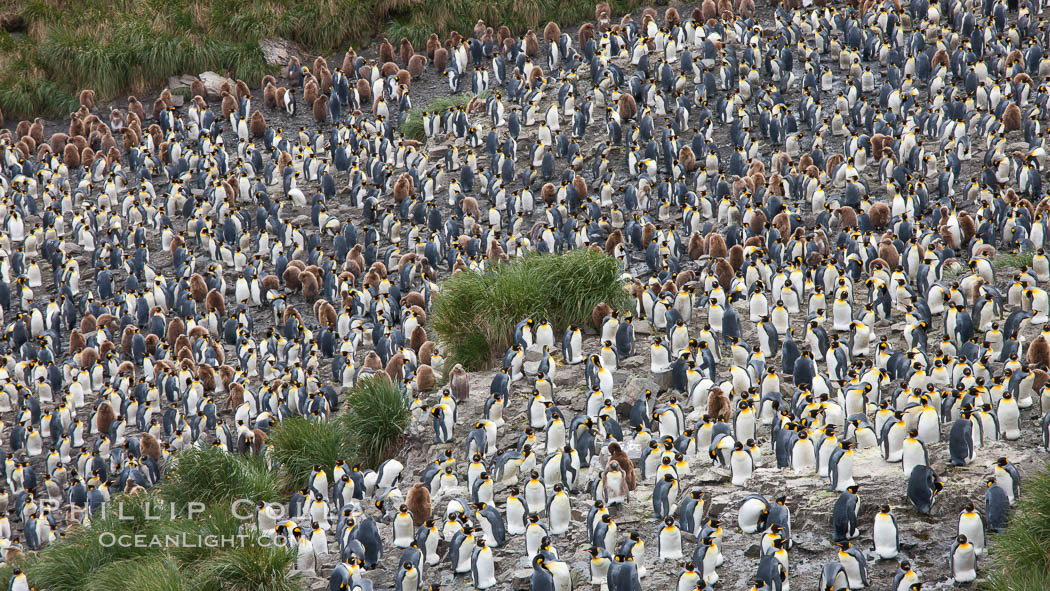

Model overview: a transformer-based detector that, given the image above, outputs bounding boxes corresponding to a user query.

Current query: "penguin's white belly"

[952,549,976,582]
[873,516,898,559]
[832,454,854,491]
[792,441,815,474]
[548,498,570,535]
[730,453,752,486]
[659,529,683,559]
[959,518,985,555]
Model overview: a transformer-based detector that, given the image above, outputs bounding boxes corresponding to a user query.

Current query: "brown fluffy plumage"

[399,38,414,65]
[393,173,414,202]
[221,93,237,119]
[140,432,162,462]
[433,48,450,73]
[260,274,280,295]
[1004,102,1021,132]
[868,202,890,229]
[578,23,595,47]
[449,364,470,401]
[282,266,302,291]
[707,232,728,259]
[617,93,637,121]
[606,442,636,490]
[418,341,437,367]
[189,79,206,101]
[303,79,319,107]
[878,239,899,270]
[79,89,96,110]
[166,316,185,348]
[524,30,539,57]
[714,258,734,292]
[605,229,623,255]
[543,22,562,44]
[415,365,436,392]
[69,329,86,353]
[80,347,99,370]
[249,110,266,137]
[197,364,216,391]
[407,55,427,79]
[301,272,319,299]
[707,387,731,421]
[362,351,384,371]
[63,143,80,168]
[205,289,225,316]
[1028,335,1050,368]
[592,303,612,331]
[341,49,358,75]
[641,223,655,248]
[80,313,97,334]
[728,244,745,271]
[312,96,327,123]
[409,325,428,353]
[688,232,706,260]
[228,382,245,410]
[833,206,858,230]
[120,325,135,355]
[95,401,116,435]
[316,301,337,328]
[406,482,432,526]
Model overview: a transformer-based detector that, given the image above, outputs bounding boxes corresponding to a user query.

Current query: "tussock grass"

[268,416,354,490]
[162,447,281,509]
[340,375,411,468]
[401,91,480,142]
[432,250,631,369]
[993,250,1034,269]
[196,539,300,591]
[985,464,1050,590]
[0,459,299,591]
[84,555,189,591]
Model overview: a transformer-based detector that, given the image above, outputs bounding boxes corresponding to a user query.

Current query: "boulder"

[198,71,235,98]
[260,38,299,67]
[166,75,197,90]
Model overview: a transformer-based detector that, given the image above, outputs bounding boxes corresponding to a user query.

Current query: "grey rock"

[167,75,196,90]
[198,71,235,98]
[260,38,300,67]
[625,377,660,401]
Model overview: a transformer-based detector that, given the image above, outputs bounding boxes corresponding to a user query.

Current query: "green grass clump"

[340,375,411,468]
[269,416,354,490]
[195,538,300,591]
[1,470,299,591]
[162,447,281,509]
[992,250,1034,269]
[432,249,631,370]
[984,463,1050,590]
[402,91,481,142]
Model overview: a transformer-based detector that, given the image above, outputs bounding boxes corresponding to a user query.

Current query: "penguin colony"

[2,0,1050,590]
